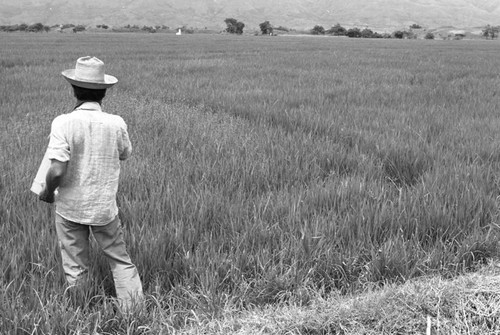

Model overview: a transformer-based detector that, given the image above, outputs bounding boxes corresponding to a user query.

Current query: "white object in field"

[31,150,51,195]
[176,29,182,35]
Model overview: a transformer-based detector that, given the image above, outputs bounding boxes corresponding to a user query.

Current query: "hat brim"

[61,69,118,89]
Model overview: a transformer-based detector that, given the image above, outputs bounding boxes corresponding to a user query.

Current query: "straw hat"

[61,56,118,89]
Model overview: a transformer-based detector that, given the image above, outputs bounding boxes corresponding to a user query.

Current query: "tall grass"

[1,32,500,333]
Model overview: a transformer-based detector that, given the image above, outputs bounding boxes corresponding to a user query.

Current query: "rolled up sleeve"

[118,119,132,161]
[47,115,70,162]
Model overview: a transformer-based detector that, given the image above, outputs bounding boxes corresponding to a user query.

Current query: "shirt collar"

[75,101,102,112]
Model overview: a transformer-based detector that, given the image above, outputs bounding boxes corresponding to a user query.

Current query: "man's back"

[47,102,132,225]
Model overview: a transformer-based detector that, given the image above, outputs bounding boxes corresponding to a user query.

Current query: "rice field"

[1,32,500,333]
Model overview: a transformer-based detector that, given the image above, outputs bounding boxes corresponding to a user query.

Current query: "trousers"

[55,213,143,310]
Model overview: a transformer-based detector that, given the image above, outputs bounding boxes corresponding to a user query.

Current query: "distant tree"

[392,30,416,39]
[360,28,374,38]
[43,25,50,33]
[224,18,245,34]
[346,27,361,38]
[142,25,156,33]
[259,20,273,35]
[327,23,346,36]
[62,24,75,29]
[311,25,325,35]
[410,23,422,29]
[19,23,28,31]
[8,25,21,32]
[0,25,18,32]
[483,25,499,39]
[425,32,435,39]
[26,23,44,32]
[72,25,86,33]
[393,30,404,39]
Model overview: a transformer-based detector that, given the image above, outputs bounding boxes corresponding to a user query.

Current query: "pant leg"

[91,216,143,310]
[55,214,91,285]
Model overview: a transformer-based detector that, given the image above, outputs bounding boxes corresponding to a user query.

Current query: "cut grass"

[182,262,500,334]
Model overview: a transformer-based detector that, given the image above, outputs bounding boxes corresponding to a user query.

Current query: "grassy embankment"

[1,33,500,333]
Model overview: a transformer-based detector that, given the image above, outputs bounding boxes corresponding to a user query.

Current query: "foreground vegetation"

[183,262,500,334]
[1,33,500,333]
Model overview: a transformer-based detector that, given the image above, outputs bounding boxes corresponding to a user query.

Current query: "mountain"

[1,0,499,31]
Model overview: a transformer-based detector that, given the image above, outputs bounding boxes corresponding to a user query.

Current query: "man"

[38,56,143,312]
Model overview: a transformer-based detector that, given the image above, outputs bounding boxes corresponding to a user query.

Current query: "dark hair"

[71,85,106,102]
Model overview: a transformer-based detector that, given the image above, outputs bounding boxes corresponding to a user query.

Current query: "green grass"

[1,32,500,333]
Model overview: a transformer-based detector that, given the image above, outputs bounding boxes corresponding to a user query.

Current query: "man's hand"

[39,187,55,203]
[38,159,67,204]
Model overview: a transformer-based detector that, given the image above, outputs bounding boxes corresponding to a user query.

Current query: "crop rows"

[1,33,500,333]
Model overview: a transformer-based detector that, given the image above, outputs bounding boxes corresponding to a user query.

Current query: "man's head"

[71,84,106,103]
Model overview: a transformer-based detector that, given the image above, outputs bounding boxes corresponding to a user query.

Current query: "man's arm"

[118,118,132,161]
[39,159,68,203]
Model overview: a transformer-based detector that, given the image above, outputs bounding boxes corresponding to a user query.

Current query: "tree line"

[0,23,90,33]
[2,20,499,40]
[224,19,499,40]
[0,23,178,33]
[0,23,51,32]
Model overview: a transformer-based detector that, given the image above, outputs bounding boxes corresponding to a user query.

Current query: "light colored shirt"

[46,102,132,225]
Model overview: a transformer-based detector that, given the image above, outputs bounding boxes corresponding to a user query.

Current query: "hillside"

[1,0,499,30]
